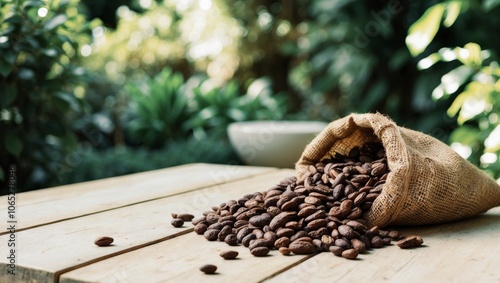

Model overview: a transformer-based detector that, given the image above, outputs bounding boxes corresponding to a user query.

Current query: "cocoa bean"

[397,235,423,249]
[220,250,238,259]
[342,248,358,260]
[199,264,217,274]
[250,246,270,257]
[289,241,316,254]
[94,236,114,247]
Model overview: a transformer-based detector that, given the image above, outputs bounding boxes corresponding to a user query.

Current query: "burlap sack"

[296,113,500,227]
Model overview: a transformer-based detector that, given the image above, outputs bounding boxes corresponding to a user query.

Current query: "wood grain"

[0,163,274,233]
[60,232,311,283]
[59,207,500,283]
[0,169,295,283]
[264,207,500,283]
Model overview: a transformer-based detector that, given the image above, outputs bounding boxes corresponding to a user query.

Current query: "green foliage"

[56,135,240,185]
[406,1,463,57]
[285,0,456,134]
[409,2,500,179]
[124,68,191,148]
[0,0,96,192]
[125,68,288,149]
[188,77,288,139]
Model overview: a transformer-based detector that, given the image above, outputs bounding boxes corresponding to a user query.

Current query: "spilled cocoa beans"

[185,142,423,261]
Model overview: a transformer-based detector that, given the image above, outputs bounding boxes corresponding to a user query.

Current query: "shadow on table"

[391,208,500,237]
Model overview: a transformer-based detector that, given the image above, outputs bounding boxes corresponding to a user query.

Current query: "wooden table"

[1,163,499,283]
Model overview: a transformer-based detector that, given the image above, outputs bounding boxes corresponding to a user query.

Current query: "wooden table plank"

[0,163,274,233]
[59,207,500,283]
[60,232,311,283]
[263,207,500,283]
[0,169,295,283]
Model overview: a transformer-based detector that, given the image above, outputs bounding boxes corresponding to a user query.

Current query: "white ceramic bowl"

[227,120,328,168]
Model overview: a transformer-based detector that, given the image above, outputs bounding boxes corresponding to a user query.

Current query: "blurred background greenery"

[1,0,499,194]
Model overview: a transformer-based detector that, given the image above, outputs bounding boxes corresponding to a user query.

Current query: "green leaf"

[449,125,481,145]
[483,0,500,11]
[0,59,14,78]
[4,50,17,65]
[417,52,442,70]
[443,1,461,28]
[432,65,474,100]
[22,0,44,10]
[406,3,445,57]
[484,125,500,152]
[55,92,80,112]
[457,43,483,67]
[18,68,35,81]
[0,84,16,108]
[43,48,58,57]
[447,81,488,123]
[44,15,67,31]
[4,132,23,157]
[5,15,23,24]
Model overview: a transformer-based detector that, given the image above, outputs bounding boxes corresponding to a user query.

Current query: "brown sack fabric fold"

[295,113,500,227]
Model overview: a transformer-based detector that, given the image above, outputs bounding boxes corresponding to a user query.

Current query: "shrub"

[124,68,288,149]
[56,134,240,185]
[0,0,96,193]
[406,1,500,179]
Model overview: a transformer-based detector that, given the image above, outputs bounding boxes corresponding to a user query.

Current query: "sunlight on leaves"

[406,3,445,57]
[485,125,500,152]
[432,65,474,100]
[443,1,462,27]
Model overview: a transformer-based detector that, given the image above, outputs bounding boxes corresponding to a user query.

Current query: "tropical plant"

[56,134,239,185]
[124,68,289,149]
[188,77,288,139]
[124,68,191,148]
[0,0,96,193]
[406,0,500,179]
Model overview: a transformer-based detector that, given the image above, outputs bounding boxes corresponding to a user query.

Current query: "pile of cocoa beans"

[186,142,423,260]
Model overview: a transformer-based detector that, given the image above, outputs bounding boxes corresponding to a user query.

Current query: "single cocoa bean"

[242,233,256,247]
[171,218,184,228]
[304,210,326,222]
[220,250,238,259]
[335,238,351,250]
[274,237,290,249]
[224,234,238,246]
[176,213,195,221]
[285,221,301,231]
[397,235,423,249]
[279,247,291,255]
[251,246,270,257]
[199,264,217,274]
[289,241,316,255]
[338,225,356,239]
[269,211,296,231]
[194,223,208,235]
[329,245,344,256]
[203,229,220,241]
[371,236,384,248]
[263,231,278,243]
[306,219,328,231]
[249,213,272,227]
[94,236,114,247]
[342,248,358,260]
[207,223,223,230]
[249,238,272,250]
[298,206,317,218]
[351,238,366,253]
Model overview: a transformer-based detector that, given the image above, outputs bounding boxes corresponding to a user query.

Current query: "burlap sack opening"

[296,113,500,227]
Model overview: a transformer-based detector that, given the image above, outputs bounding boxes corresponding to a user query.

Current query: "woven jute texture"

[295,113,500,227]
